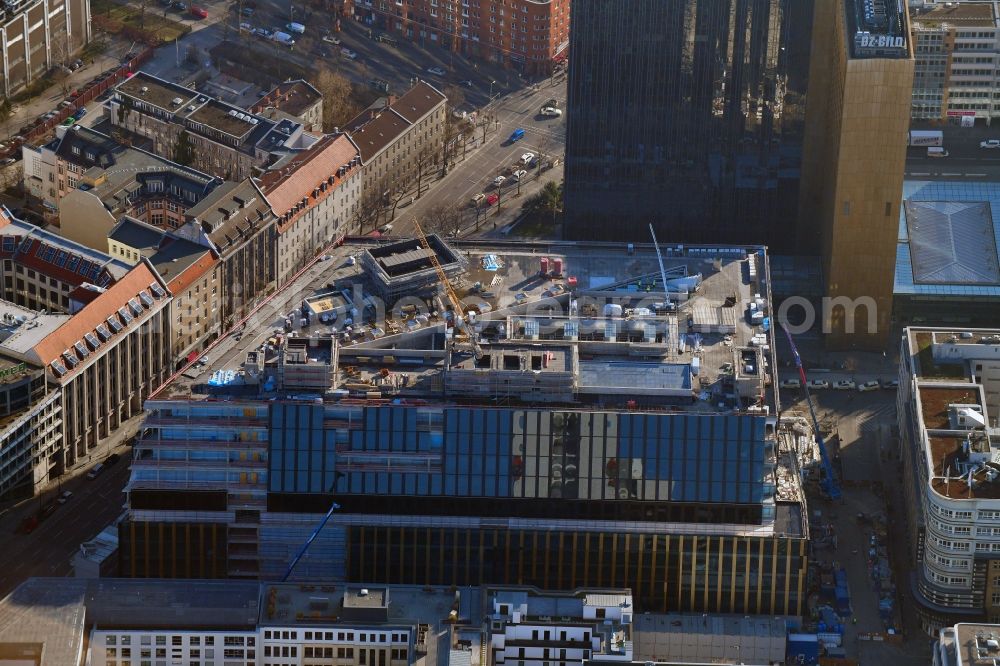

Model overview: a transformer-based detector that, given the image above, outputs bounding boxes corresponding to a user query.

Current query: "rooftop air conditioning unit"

[171,97,183,105]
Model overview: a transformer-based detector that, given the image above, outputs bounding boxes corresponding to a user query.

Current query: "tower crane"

[648,224,671,308]
[411,219,482,359]
[780,322,842,500]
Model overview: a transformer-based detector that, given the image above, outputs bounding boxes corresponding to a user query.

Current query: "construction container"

[540,257,549,275]
[552,258,563,276]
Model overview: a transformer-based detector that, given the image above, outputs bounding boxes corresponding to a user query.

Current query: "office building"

[910,1,1000,123]
[798,0,914,349]
[934,622,1000,666]
[899,327,1000,632]
[0,0,91,97]
[0,213,171,496]
[0,577,644,666]
[563,0,809,249]
[111,71,319,181]
[894,180,1000,327]
[121,239,808,617]
[352,0,569,75]
[260,133,362,286]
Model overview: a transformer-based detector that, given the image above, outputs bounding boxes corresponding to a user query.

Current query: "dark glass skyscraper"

[563,0,811,249]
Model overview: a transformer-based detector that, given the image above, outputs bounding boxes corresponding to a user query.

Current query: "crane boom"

[281,502,341,581]
[411,219,482,358]
[780,323,842,500]
[648,224,670,303]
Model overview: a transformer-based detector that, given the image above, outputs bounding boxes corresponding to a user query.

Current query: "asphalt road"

[0,458,130,596]
[906,120,1000,180]
[389,77,567,236]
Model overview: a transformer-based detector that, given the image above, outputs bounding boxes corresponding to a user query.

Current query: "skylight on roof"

[50,360,66,376]
[149,282,166,298]
[128,298,142,316]
[139,291,153,307]
[67,256,79,272]
[84,333,100,350]
[95,324,111,341]
[107,316,122,333]
[62,351,79,367]
[73,341,89,358]
[118,307,133,324]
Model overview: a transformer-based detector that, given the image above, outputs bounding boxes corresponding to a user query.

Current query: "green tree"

[173,130,195,166]
[527,180,563,225]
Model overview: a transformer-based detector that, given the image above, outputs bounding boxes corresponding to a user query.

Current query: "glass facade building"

[123,400,806,615]
[563,0,811,250]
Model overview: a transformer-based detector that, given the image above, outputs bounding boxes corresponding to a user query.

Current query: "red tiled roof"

[260,134,360,232]
[0,234,120,289]
[33,262,168,378]
[166,245,218,295]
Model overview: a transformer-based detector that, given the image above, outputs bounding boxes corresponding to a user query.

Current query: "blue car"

[509,128,525,142]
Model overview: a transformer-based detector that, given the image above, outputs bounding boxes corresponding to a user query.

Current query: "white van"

[927,147,949,158]
[286,22,305,34]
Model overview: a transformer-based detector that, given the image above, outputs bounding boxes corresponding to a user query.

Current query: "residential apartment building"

[353,0,569,75]
[111,71,318,181]
[563,0,810,251]
[911,1,1000,123]
[346,81,446,197]
[108,217,220,366]
[21,124,219,240]
[798,0,914,349]
[120,241,808,617]
[0,213,171,492]
[260,134,362,286]
[0,0,91,97]
[179,179,277,328]
[0,578,637,666]
[251,79,324,132]
[898,328,1000,633]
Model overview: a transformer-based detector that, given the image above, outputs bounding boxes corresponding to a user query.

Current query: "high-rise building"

[120,239,809,616]
[563,0,811,250]
[910,2,1000,124]
[798,0,914,349]
[899,327,1000,633]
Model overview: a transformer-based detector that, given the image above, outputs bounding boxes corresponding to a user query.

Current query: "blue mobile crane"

[780,323,842,500]
[282,501,341,582]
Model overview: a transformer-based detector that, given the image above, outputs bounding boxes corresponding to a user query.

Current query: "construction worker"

[851,617,858,625]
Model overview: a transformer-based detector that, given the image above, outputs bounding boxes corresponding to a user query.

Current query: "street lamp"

[489,79,496,97]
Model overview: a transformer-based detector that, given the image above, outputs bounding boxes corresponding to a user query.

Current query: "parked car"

[0,158,15,167]
[171,2,187,11]
[858,380,880,392]
[833,379,856,390]
[982,139,1000,149]
[509,128,525,143]
[512,169,527,181]
[239,21,253,31]
[492,175,506,187]
[322,34,340,44]
[807,379,830,389]
[86,463,104,479]
[881,379,900,389]
[520,152,535,164]
[459,79,473,87]
[254,27,273,38]
[240,6,254,15]
[341,48,357,59]
[56,490,73,504]
[471,193,486,206]
[486,193,499,206]
[427,66,446,76]
[378,223,393,234]
[540,106,562,117]
[779,378,801,389]
[189,5,207,17]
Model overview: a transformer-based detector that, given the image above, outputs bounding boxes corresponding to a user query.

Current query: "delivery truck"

[909,130,943,147]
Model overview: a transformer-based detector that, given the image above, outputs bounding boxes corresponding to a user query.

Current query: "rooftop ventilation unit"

[228,109,238,117]
[171,97,183,106]
[140,86,149,94]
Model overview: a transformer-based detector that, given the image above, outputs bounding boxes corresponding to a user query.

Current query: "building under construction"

[121,238,809,616]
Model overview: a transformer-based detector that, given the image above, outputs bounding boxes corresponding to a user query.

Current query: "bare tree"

[315,68,362,131]
[424,202,464,239]
[413,144,438,199]
[386,171,415,221]
[355,181,386,233]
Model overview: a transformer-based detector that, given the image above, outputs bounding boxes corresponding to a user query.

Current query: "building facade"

[798,0,914,349]
[111,72,316,181]
[251,80,324,132]
[0,0,91,97]
[898,328,1000,633]
[562,0,809,250]
[353,0,569,75]
[346,81,446,201]
[910,2,1000,123]
[180,179,277,328]
[260,134,362,286]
